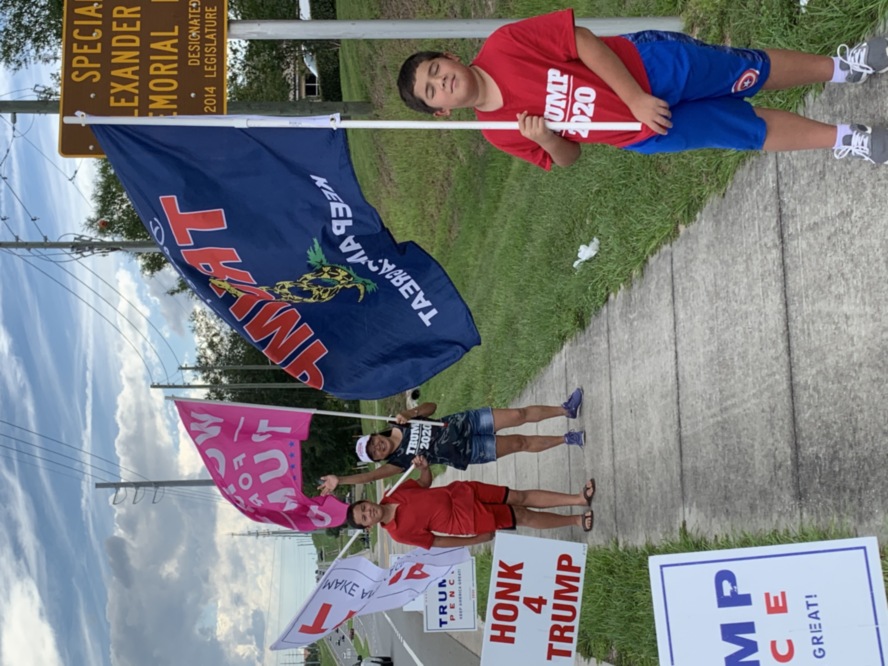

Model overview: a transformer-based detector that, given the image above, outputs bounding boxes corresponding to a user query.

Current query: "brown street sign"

[60,0,228,157]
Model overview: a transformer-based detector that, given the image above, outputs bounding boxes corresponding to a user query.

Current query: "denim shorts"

[463,407,497,464]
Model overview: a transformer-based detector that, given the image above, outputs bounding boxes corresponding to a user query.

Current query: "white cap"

[355,435,373,463]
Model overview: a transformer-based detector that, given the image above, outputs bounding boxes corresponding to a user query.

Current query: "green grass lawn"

[317,638,340,666]
[352,632,371,658]
[340,0,888,413]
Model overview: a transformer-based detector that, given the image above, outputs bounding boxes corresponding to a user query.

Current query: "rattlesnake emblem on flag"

[211,238,378,305]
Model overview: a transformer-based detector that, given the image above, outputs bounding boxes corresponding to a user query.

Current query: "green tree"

[0,0,64,71]
[83,160,176,281]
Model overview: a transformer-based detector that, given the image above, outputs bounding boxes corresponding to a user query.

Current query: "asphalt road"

[355,608,479,666]
[325,627,360,665]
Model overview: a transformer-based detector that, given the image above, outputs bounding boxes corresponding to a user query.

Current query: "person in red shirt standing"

[345,455,596,549]
[398,9,888,167]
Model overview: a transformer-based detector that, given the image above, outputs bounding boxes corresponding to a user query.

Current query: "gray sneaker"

[834,124,888,164]
[837,37,888,84]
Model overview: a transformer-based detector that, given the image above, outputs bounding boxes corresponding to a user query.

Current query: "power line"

[0,446,108,484]
[3,250,158,382]
[0,113,90,205]
[0,443,116,483]
[27,248,176,381]
[0,418,226,506]
[0,417,151,482]
[0,174,43,233]
[0,431,121,479]
[67,254,185,379]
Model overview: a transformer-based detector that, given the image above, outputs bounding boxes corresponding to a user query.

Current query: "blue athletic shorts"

[465,407,497,464]
[622,31,771,153]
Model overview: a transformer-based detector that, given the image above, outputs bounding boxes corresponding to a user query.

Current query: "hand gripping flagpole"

[64,112,642,133]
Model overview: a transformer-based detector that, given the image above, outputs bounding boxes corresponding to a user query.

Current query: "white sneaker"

[834,124,888,164]
[836,37,888,84]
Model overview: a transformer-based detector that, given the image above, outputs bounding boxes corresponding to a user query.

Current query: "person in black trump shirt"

[318,389,584,495]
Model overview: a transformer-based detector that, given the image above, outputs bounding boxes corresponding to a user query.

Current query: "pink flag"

[271,546,471,650]
[174,399,347,530]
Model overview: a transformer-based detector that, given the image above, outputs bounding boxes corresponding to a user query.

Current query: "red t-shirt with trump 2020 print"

[473,8,654,170]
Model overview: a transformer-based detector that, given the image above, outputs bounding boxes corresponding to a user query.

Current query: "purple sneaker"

[564,430,585,447]
[562,387,583,419]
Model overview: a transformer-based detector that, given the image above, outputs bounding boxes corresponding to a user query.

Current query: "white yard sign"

[424,558,477,632]
[481,533,587,666]
[649,537,888,666]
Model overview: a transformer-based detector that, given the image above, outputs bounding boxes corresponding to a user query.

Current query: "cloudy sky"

[0,64,316,666]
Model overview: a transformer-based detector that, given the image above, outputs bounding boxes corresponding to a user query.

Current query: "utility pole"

[227,17,683,40]
[0,99,372,116]
[95,479,216,489]
[180,364,285,372]
[94,479,217,505]
[151,381,310,390]
[230,529,315,540]
[0,237,159,254]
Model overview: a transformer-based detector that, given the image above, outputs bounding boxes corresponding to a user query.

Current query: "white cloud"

[0,323,35,429]
[144,265,194,337]
[0,578,64,666]
[0,467,64,666]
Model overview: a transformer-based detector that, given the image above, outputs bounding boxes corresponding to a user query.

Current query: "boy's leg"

[494,433,569,456]
[762,50,833,89]
[758,108,888,163]
[756,108,836,151]
[512,506,587,530]
[489,389,583,430]
[506,487,589,509]
[491,406,566,430]
[765,39,888,88]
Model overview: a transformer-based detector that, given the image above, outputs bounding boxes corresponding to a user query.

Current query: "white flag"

[271,547,470,650]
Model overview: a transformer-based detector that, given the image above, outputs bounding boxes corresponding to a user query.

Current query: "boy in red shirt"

[345,455,596,548]
[398,9,888,168]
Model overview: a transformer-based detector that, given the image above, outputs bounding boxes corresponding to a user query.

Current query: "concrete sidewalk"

[382,75,888,663]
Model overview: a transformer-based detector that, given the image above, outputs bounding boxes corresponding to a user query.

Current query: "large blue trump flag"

[92,122,480,399]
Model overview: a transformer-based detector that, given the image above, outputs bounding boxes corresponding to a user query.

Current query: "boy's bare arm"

[317,463,402,495]
[574,27,672,135]
[517,111,582,167]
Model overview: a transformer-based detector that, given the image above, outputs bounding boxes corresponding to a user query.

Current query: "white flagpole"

[63,113,641,133]
[330,531,363,565]
[166,395,443,427]
[384,464,416,497]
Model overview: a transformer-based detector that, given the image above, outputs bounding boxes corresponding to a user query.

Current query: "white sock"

[831,56,850,83]
[834,124,852,148]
